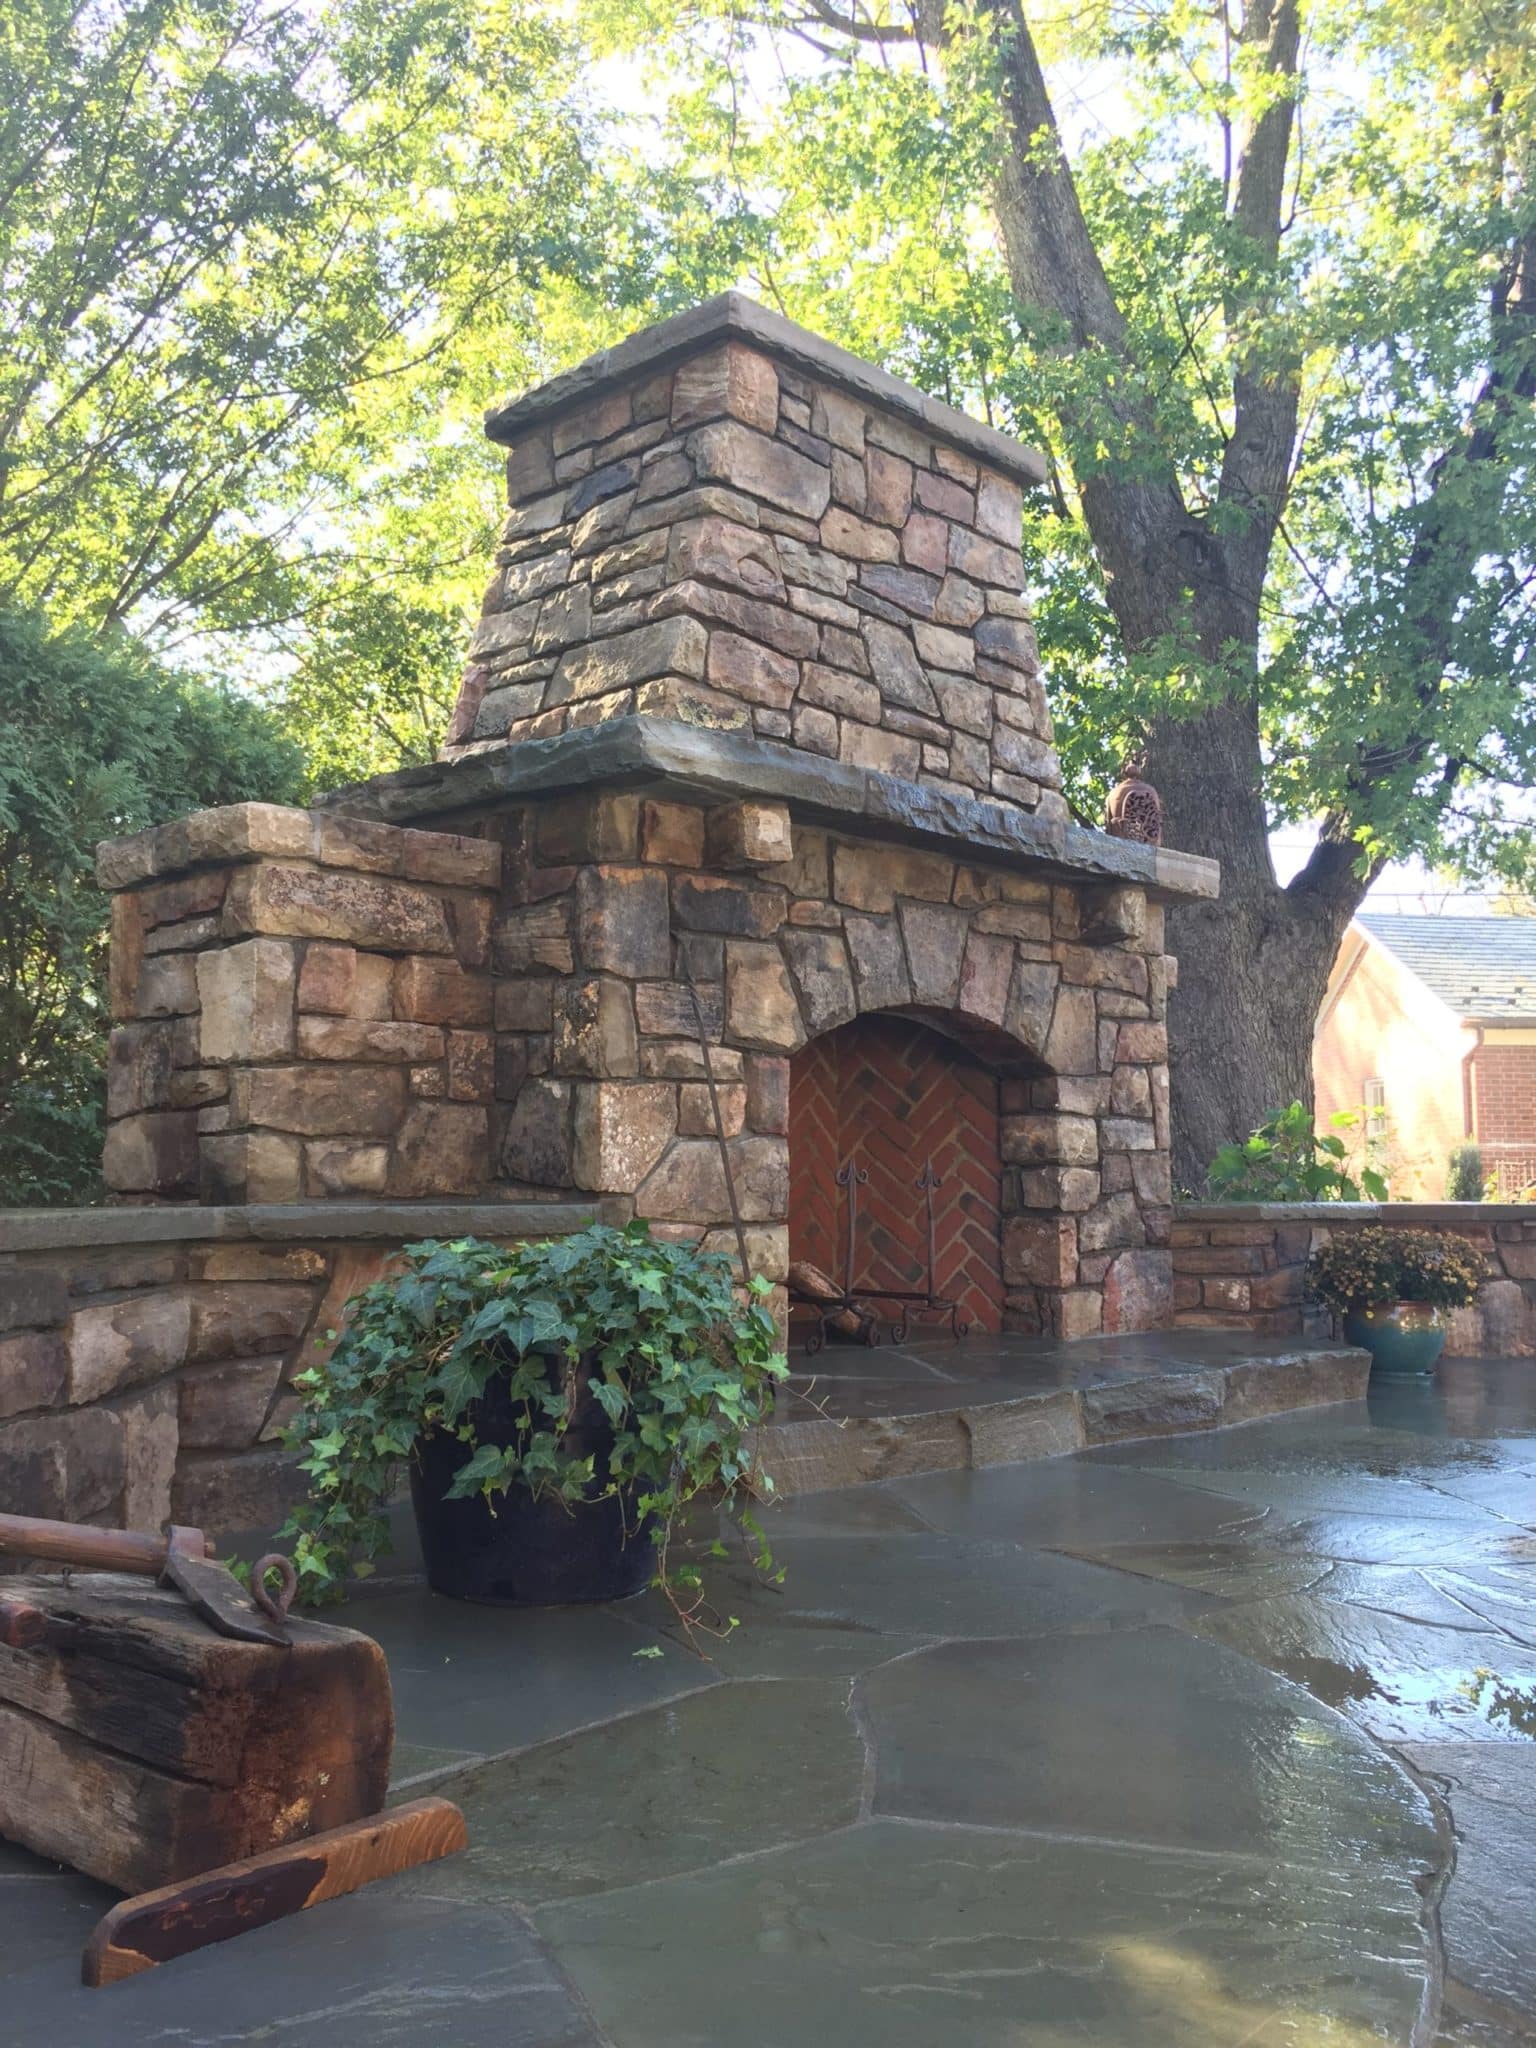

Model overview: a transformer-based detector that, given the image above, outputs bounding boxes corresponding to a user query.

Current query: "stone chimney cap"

[484,290,1049,489]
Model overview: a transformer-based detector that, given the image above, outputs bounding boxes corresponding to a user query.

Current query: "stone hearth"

[758,1329,1371,1494]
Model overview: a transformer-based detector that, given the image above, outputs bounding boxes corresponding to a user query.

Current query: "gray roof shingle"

[1357,913,1536,1021]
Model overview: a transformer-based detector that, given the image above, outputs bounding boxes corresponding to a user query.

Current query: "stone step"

[753,1333,1368,1496]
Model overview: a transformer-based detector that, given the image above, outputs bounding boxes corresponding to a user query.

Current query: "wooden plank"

[83,1798,468,1987]
[1,1702,240,1884]
[0,1572,394,1891]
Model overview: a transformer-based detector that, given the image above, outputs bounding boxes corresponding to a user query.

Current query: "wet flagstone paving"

[4,1354,1536,2043]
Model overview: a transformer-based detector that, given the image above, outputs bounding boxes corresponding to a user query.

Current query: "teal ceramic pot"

[1342,1303,1447,1377]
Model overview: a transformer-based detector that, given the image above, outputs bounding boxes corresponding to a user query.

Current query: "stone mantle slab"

[0,1199,621,1251]
[318,717,1220,905]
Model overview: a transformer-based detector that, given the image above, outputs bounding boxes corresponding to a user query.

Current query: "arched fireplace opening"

[788,1011,1021,1344]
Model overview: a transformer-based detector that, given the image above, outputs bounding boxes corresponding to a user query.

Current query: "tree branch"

[978,0,1190,653]
[1285,822,1385,910]
[793,0,914,44]
[1213,0,1302,617]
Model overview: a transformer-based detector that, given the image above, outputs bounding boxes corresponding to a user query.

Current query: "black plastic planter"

[409,1361,655,1606]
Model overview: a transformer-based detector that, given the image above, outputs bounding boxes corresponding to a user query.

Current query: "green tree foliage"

[0,0,618,782]
[0,610,302,1203]
[575,0,1536,1178]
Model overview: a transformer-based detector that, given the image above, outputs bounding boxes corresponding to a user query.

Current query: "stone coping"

[1176,1201,1533,1224]
[320,716,1220,904]
[484,291,1050,490]
[96,800,500,894]
[0,1199,621,1252]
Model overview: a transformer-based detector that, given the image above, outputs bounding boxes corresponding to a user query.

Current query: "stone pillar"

[98,804,501,1202]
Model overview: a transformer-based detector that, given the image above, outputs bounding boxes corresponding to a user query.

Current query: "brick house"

[1314,913,1536,1196]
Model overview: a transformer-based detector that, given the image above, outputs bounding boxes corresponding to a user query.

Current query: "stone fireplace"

[95,292,1218,1345]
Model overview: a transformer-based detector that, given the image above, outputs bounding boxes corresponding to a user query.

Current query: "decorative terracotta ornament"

[1105,752,1164,845]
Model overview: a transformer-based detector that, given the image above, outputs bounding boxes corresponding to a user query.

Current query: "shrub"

[0,609,303,1203]
[1307,1226,1487,1314]
[1206,1101,1389,1203]
[281,1224,789,1636]
[1446,1144,1486,1201]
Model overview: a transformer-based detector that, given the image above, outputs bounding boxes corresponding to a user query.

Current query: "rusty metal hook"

[250,1554,298,1625]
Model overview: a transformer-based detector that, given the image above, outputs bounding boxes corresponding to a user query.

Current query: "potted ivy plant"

[279,1223,787,1623]
[1307,1226,1487,1376]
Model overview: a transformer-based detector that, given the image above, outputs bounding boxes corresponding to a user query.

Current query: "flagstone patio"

[5,1352,1536,2044]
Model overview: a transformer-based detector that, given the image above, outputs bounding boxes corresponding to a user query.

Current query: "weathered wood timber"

[0,1571,393,1893]
[83,1797,468,1987]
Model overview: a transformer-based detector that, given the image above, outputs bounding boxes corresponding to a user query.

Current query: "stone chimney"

[445,293,1059,819]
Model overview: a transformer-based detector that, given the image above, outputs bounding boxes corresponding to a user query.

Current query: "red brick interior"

[788,1014,1006,1338]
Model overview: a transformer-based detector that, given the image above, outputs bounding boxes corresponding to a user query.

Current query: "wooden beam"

[0,1572,393,1892]
[83,1797,468,1987]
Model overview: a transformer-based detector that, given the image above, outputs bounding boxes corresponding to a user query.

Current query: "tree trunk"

[1144,691,1366,1195]
[1159,871,1358,1196]
[972,0,1354,1185]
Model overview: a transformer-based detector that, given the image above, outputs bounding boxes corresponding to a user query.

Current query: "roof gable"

[1357,914,1536,1023]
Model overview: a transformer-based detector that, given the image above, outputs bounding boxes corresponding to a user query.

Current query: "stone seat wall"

[0,1204,604,1539]
[1173,1203,1536,1354]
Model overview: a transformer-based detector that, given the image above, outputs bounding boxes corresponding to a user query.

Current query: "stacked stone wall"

[100,805,501,1203]
[0,1209,601,1539]
[94,773,1183,1359]
[447,338,1059,818]
[1172,1204,1536,1354]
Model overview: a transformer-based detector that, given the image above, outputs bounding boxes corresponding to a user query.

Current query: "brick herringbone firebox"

[96,293,1219,1345]
[789,1016,1007,1337]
